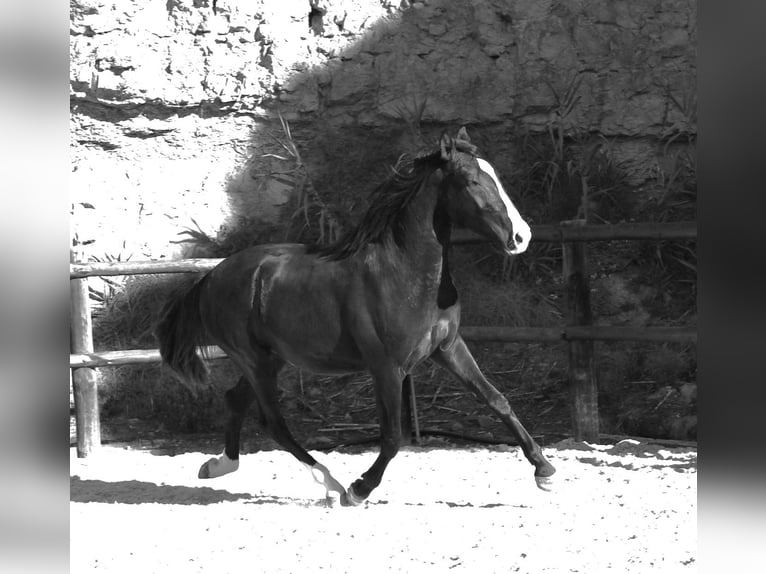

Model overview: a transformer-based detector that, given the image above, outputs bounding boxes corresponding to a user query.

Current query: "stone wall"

[70,0,696,260]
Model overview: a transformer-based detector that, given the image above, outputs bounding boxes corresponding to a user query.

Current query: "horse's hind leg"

[198,376,253,479]
[431,336,556,490]
[238,349,348,501]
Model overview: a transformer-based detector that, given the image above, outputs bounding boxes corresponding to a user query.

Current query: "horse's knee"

[488,393,512,417]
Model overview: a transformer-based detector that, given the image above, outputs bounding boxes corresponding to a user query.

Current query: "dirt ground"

[70,438,696,573]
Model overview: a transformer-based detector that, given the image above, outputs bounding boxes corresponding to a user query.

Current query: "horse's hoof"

[535,474,555,492]
[340,485,365,507]
[198,454,238,479]
[198,459,213,479]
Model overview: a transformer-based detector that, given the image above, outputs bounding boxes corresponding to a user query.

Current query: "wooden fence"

[70,221,696,456]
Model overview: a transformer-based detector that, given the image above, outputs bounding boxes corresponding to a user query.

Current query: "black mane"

[310,141,478,261]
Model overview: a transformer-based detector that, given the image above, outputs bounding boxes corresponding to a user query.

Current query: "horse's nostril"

[514,232,524,245]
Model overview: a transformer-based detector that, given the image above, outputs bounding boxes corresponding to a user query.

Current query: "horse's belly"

[273,339,367,375]
[260,308,366,374]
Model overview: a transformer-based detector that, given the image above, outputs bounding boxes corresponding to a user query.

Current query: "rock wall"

[70,0,696,260]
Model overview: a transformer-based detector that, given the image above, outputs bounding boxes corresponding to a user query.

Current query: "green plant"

[450,246,561,328]
[511,73,634,228]
[635,109,697,320]
[509,138,632,283]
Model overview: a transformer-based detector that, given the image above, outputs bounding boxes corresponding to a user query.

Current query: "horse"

[156,127,556,506]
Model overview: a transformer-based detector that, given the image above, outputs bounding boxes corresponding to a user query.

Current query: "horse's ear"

[439,132,453,161]
[456,126,471,143]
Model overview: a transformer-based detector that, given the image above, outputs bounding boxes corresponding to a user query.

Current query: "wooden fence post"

[70,246,101,457]
[561,220,599,441]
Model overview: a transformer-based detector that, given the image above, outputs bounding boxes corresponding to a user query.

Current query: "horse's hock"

[70,0,696,261]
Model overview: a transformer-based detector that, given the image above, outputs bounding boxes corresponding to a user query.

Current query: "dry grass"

[93,274,193,350]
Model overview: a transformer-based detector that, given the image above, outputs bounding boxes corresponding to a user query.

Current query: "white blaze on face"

[476,158,531,254]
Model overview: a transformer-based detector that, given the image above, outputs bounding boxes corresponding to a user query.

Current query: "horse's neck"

[401,176,459,308]
[398,171,446,258]
[364,170,457,307]
[391,172,457,297]
[357,170,444,273]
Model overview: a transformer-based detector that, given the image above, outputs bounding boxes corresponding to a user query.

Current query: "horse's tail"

[155,276,209,389]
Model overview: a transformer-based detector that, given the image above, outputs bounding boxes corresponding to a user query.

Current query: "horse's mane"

[310,140,478,261]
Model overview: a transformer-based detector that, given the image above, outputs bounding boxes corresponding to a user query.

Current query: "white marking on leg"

[198,451,239,479]
[303,462,347,500]
[476,157,531,253]
[535,474,555,491]
[342,484,365,507]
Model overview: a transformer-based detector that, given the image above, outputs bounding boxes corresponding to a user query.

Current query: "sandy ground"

[70,439,696,573]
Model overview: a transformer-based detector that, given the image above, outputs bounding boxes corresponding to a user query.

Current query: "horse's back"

[214,243,307,273]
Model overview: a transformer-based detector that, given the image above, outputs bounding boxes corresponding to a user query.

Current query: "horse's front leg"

[430,335,556,490]
[343,365,405,506]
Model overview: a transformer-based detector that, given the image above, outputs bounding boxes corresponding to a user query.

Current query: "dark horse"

[156,128,555,505]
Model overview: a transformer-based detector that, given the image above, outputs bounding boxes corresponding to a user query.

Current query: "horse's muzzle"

[504,220,531,255]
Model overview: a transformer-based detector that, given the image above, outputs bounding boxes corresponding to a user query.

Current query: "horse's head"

[437,128,531,256]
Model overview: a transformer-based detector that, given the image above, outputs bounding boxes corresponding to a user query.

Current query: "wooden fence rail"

[70,258,222,279]
[69,326,696,369]
[69,221,697,455]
